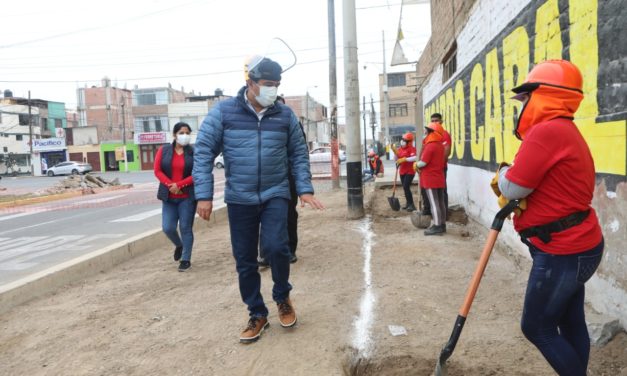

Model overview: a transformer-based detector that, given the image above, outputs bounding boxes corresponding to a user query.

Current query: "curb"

[0,202,227,315]
[0,184,134,210]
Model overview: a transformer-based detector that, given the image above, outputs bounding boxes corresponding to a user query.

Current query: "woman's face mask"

[254,82,279,107]
[400,140,407,147]
[176,133,191,146]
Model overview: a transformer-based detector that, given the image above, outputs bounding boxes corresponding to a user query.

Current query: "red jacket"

[396,145,416,175]
[419,141,445,188]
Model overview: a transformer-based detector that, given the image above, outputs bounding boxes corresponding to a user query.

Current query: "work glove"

[413,162,418,172]
[497,194,527,217]
[396,157,407,166]
[490,162,510,197]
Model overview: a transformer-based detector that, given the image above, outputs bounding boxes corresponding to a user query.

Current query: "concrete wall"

[418,0,627,327]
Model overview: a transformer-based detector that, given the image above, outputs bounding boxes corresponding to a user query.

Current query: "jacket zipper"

[257,119,262,204]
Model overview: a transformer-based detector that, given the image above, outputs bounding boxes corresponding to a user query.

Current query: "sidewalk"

[0,185,625,375]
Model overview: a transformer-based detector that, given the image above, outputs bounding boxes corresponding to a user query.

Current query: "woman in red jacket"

[393,132,417,211]
[496,60,603,375]
[415,122,446,235]
[154,122,196,272]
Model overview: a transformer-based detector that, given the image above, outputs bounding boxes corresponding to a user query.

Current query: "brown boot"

[239,316,269,343]
[277,298,297,328]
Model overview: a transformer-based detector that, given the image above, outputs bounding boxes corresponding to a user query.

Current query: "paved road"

[0,170,225,286]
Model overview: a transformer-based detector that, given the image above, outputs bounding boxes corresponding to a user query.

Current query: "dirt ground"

[0,183,625,375]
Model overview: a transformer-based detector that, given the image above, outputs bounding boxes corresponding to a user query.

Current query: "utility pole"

[121,101,128,172]
[328,0,340,189]
[28,90,34,176]
[382,30,390,159]
[305,92,310,149]
[370,96,377,152]
[362,96,367,165]
[343,0,364,219]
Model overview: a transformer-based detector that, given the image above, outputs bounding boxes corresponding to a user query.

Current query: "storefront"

[32,138,67,176]
[135,132,169,170]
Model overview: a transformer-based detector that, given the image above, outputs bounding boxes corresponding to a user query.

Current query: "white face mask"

[400,140,407,147]
[176,134,191,146]
[255,85,278,107]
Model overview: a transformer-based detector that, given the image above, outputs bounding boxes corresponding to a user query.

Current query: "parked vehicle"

[214,154,224,169]
[46,161,93,176]
[309,147,346,163]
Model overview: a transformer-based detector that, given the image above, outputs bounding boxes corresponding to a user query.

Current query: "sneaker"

[406,204,417,212]
[277,298,297,328]
[178,260,191,272]
[290,254,298,264]
[239,316,269,343]
[424,225,445,236]
[257,257,270,268]
[173,246,183,261]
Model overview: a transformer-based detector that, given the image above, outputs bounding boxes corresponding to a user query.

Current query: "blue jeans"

[521,238,604,376]
[162,198,197,262]
[228,197,292,318]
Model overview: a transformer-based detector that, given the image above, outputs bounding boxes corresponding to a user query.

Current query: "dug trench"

[0,183,624,375]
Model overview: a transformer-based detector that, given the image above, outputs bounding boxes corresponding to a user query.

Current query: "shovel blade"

[388,196,400,211]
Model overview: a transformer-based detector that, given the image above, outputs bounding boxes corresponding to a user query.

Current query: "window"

[16,135,23,141]
[3,147,7,152]
[19,114,30,125]
[143,120,150,132]
[180,117,198,131]
[442,41,457,83]
[155,119,162,132]
[136,93,157,106]
[387,73,406,87]
[389,103,408,117]
[55,119,62,128]
[126,150,134,163]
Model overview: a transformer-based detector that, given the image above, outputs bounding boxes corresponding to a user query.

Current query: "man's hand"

[300,193,325,210]
[490,162,510,197]
[396,157,407,166]
[197,200,213,221]
[497,195,527,217]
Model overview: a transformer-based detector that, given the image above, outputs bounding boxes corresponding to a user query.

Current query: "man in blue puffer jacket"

[193,57,324,344]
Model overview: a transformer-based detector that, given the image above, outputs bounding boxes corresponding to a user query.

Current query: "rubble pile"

[44,174,123,195]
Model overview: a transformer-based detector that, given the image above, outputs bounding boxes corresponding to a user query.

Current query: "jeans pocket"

[577,254,602,283]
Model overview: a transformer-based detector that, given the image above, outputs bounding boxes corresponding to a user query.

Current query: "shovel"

[435,200,520,376]
[387,166,401,211]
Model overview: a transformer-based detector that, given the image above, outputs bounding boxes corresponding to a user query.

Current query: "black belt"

[519,210,590,244]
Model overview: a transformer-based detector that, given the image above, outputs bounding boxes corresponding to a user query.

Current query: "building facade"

[379,70,419,144]
[284,95,329,149]
[415,0,627,327]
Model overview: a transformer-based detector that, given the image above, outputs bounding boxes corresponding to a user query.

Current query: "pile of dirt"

[43,174,125,195]
[0,183,624,375]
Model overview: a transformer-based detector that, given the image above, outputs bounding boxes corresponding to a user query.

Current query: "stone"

[586,311,622,346]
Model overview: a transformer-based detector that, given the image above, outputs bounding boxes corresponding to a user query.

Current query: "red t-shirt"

[419,141,445,188]
[154,146,194,199]
[505,118,602,255]
[396,145,416,175]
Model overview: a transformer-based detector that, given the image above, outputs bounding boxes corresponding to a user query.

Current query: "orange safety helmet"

[424,122,443,143]
[401,132,414,142]
[368,150,376,157]
[512,60,584,140]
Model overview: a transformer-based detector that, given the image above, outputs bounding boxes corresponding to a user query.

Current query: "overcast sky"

[1,0,430,124]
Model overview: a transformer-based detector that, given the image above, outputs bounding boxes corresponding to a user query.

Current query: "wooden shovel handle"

[459,229,499,317]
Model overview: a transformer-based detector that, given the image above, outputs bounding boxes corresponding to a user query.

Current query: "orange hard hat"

[513,59,583,94]
[368,150,376,157]
[402,132,414,142]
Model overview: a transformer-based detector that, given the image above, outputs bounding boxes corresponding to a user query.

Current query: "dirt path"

[0,185,625,375]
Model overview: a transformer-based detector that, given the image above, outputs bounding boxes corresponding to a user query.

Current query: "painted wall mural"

[423,0,626,190]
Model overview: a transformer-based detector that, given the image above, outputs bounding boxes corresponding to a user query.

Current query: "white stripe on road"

[0,210,45,222]
[110,208,162,222]
[79,194,126,204]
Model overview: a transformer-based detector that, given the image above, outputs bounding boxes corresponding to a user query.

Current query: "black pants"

[400,173,415,207]
[260,175,299,258]
[421,167,448,216]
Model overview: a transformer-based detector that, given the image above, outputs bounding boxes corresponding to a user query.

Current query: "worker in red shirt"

[392,132,417,211]
[415,122,446,235]
[494,60,603,376]
[367,150,384,178]
[154,122,196,272]
[420,113,451,217]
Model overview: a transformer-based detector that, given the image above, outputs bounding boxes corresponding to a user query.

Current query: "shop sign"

[136,132,168,144]
[32,138,66,151]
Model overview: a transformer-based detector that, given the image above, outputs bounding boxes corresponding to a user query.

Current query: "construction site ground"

[0,181,625,375]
